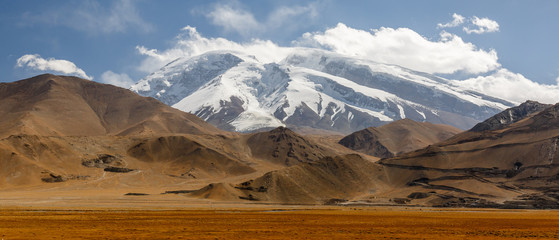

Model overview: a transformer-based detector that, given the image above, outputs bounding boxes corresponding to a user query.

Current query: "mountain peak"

[132,49,514,133]
[470,100,551,132]
[246,126,332,166]
[525,102,559,131]
[0,74,222,138]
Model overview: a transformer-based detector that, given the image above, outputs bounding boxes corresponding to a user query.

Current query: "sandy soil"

[1,207,559,239]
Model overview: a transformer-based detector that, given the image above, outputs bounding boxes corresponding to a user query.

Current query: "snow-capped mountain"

[131,48,513,133]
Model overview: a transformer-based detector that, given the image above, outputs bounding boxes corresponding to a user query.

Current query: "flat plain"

[1,207,559,239]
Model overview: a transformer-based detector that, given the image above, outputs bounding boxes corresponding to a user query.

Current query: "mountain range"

[198,100,559,207]
[131,49,513,133]
[3,74,559,209]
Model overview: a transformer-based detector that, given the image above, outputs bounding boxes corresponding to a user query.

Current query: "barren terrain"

[1,207,559,239]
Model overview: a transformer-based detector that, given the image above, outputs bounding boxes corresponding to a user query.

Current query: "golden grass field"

[1,207,559,239]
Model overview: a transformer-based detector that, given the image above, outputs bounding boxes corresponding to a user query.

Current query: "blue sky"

[1,0,559,103]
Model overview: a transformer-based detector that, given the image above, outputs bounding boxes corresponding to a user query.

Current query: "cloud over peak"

[136,22,502,76]
[297,23,500,74]
[134,22,559,104]
[456,69,559,104]
[16,54,92,80]
[136,25,292,73]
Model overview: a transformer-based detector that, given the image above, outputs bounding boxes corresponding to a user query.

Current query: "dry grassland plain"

[1,207,559,239]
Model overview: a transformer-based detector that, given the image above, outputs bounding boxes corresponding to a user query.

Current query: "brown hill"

[0,133,257,189]
[0,74,237,190]
[191,154,389,204]
[245,127,337,166]
[0,134,135,188]
[188,182,245,201]
[339,119,461,158]
[0,74,221,138]
[378,102,559,208]
[127,135,255,179]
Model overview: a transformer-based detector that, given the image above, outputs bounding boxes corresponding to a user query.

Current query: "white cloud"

[136,26,292,73]
[266,3,319,33]
[268,4,318,23]
[21,0,153,34]
[206,3,261,37]
[437,13,499,35]
[296,23,500,74]
[205,1,318,37]
[437,13,465,28]
[136,23,501,75]
[455,69,559,104]
[100,71,134,88]
[16,54,93,80]
[464,16,500,34]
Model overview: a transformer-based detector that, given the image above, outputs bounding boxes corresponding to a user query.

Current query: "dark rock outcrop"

[470,100,551,132]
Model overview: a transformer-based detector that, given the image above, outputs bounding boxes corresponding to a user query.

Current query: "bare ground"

[1,207,559,239]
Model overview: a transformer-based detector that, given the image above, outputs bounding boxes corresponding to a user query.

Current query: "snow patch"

[416,110,426,120]
[397,105,405,119]
[231,110,284,132]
